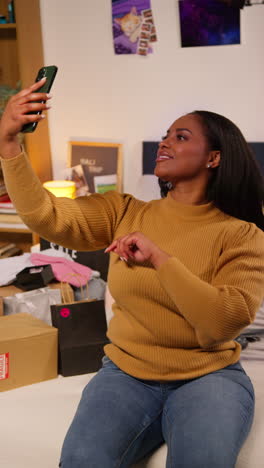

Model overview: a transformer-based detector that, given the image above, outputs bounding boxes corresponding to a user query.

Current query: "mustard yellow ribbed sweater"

[2,152,264,380]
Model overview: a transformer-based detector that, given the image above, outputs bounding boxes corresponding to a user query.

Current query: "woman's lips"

[156,153,174,162]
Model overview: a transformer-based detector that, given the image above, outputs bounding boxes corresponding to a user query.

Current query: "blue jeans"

[59,356,255,468]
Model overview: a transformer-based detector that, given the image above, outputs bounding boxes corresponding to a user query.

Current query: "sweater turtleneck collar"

[161,191,222,221]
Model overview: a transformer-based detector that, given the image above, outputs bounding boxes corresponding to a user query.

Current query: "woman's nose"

[159,137,169,149]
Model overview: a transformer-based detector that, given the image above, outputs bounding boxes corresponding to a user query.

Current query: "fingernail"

[46,93,52,98]
[46,106,52,109]
[40,114,46,119]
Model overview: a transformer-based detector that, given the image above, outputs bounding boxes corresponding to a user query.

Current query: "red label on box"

[0,352,9,380]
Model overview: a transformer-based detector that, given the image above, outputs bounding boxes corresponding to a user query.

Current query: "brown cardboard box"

[0,313,58,392]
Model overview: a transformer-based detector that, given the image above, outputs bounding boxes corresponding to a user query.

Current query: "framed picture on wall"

[68,142,123,194]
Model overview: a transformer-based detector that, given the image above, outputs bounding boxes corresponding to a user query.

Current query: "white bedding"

[0,360,263,468]
[0,292,262,468]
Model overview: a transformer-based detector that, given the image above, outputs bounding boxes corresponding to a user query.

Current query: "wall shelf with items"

[0,23,16,28]
[0,0,53,183]
[0,228,39,253]
[0,0,51,253]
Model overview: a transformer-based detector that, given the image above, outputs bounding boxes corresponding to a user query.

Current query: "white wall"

[39,0,264,200]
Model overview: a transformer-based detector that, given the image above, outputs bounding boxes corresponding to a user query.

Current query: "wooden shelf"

[0,0,51,253]
[0,0,52,252]
[0,226,30,233]
[0,23,16,29]
[0,0,53,183]
[0,229,39,252]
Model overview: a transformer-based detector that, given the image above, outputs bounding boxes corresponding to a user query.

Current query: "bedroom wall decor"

[112,0,157,55]
[68,141,123,194]
[178,0,241,47]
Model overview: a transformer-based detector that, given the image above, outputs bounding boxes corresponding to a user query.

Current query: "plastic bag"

[3,287,61,325]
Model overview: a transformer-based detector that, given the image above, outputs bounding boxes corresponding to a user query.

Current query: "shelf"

[0,0,53,182]
[0,23,16,29]
[0,226,30,233]
[0,229,39,252]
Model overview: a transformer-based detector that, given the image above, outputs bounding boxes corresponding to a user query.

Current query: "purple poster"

[112,0,157,55]
[179,0,241,47]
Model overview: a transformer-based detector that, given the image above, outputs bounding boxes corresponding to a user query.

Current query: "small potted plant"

[0,81,23,144]
[0,81,21,118]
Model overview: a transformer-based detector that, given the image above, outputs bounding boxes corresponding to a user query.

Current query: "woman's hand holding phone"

[0,78,52,159]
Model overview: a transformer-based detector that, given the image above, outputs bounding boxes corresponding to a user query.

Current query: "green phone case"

[21,65,58,133]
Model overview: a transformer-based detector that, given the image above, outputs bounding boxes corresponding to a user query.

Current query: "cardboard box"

[0,313,58,392]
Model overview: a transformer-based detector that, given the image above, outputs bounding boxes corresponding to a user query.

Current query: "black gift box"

[15,264,55,290]
[51,299,109,377]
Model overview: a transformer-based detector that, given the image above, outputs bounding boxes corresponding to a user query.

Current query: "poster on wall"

[67,142,123,195]
[112,0,157,55]
[178,0,241,47]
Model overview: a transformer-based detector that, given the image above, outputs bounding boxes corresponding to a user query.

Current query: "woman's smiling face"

[154,113,215,185]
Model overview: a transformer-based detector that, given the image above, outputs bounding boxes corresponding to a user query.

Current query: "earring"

[206,163,211,168]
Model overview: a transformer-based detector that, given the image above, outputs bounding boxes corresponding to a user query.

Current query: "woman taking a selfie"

[0,78,263,468]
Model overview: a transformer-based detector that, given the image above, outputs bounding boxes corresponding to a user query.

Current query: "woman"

[0,79,263,468]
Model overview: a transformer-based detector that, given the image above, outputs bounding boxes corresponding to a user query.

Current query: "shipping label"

[0,352,9,380]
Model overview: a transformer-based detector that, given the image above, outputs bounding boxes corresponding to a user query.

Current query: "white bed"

[0,291,263,468]
[0,358,263,468]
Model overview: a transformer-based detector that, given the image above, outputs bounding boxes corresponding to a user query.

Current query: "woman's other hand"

[105,231,171,268]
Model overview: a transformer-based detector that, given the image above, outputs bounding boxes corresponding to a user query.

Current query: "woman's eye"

[177,134,186,141]
[161,135,167,141]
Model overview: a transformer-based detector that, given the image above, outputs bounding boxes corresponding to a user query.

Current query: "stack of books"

[0,242,22,258]
[0,165,28,230]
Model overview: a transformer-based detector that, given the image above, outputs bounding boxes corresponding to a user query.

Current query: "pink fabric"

[30,253,93,287]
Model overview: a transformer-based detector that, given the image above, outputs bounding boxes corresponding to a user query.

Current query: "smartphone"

[21,65,58,133]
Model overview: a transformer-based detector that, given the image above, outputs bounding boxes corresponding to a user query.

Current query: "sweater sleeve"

[0,151,133,251]
[157,222,264,349]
